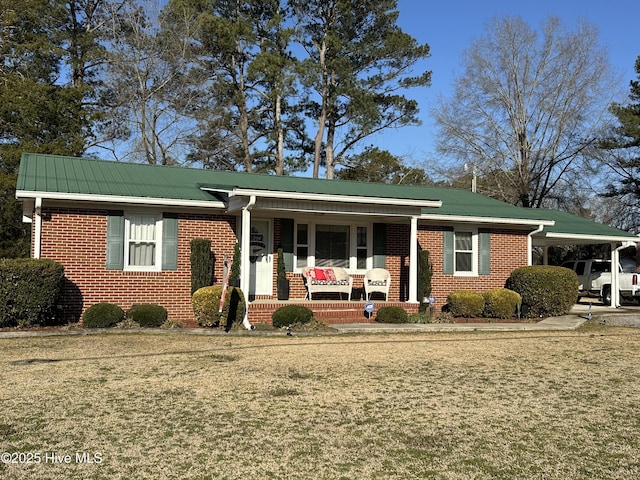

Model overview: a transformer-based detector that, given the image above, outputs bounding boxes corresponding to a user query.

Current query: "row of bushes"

[82,303,169,328]
[447,288,522,319]
[375,265,579,323]
[445,266,578,319]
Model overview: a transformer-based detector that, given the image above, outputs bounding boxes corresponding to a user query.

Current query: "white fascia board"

[420,213,555,227]
[15,190,226,209]
[216,187,443,208]
[536,232,640,244]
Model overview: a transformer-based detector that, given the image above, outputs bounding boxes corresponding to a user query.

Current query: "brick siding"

[417,225,529,307]
[38,208,530,326]
[40,207,237,327]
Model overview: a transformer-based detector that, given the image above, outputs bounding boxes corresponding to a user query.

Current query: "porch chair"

[364,268,391,301]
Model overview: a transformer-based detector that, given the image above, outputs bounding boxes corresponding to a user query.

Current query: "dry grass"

[1,323,640,479]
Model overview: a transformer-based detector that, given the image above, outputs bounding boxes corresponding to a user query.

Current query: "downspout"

[240,195,256,329]
[527,225,544,266]
[33,197,43,259]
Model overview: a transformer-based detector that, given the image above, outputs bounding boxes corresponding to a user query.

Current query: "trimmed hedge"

[126,304,168,327]
[83,303,125,328]
[190,239,214,295]
[447,290,485,318]
[375,306,408,323]
[272,305,314,328]
[505,266,578,318]
[482,288,522,319]
[192,285,246,329]
[0,258,65,328]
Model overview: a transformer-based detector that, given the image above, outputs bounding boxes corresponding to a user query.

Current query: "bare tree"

[431,16,618,208]
[99,0,203,165]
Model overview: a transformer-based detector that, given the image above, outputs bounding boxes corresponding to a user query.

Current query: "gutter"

[15,190,227,209]
[420,213,555,227]
[199,186,442,209]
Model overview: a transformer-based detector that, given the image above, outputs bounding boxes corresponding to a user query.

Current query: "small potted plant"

[276,247,290,300]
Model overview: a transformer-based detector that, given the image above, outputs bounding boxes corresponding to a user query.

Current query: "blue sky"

[372,0,640,165]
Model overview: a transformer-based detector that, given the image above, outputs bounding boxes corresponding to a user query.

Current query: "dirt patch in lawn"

[1,325,639,479]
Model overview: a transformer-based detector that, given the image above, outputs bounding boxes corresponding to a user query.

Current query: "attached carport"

[529,209,639,308]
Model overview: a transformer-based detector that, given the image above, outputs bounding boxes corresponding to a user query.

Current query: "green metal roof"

[529,209,638,241]
[16,153,442,203]
[418,186,551,220]
[15,152,638,242]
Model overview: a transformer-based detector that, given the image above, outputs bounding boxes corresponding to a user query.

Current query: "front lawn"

[1,326,639,479]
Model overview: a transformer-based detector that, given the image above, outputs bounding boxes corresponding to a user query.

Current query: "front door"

[249,219,273,297]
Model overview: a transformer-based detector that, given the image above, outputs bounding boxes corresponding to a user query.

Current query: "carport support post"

[611,243,621,308]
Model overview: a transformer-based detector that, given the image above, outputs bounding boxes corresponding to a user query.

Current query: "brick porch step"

[247,299,416,325]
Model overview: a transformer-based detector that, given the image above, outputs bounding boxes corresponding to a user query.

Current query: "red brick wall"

[417,225,529,305]
[40,207,237,327]
[38,207,531,325]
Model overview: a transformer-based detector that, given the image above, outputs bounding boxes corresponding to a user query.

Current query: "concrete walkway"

[332,302,640,334]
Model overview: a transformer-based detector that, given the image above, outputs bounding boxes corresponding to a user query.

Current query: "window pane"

[455,232,472,251]
[296,246,308,268]
[127,215,157,267]
[297,224,308,244]
[357,227,367,247]
[316,224,349,268]
[456,252,472,272]
[129,215,156,241]
[357,248,367,269]
[129,243,155,266]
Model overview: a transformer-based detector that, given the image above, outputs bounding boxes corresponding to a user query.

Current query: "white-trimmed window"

[125,214,162,271]
[295,222,371,272]
[443,227,490,276]
[454,231,475,274]
[106,211,178,272]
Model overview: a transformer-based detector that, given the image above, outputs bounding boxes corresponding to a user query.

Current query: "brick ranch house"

[15,153,638,326]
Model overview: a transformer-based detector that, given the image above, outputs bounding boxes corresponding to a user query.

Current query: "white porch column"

[611,243,620,308]
[240,196,256,296]
[408,216,418,303]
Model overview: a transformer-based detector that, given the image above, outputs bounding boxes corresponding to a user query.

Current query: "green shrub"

[229,243,241,284]
[126,304,168,327]
[82,303,125,328]
[447,290,485,318]
[375,306,408,323]
[0,258,65,328]
[272,305,314,328]
[190,239,214,295]
[482,288,522,319]
[505,266,578,318]
[192,286,246,329]
[417,249,433,310]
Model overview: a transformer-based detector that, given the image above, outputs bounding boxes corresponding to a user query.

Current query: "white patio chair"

[364,268,391,301]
